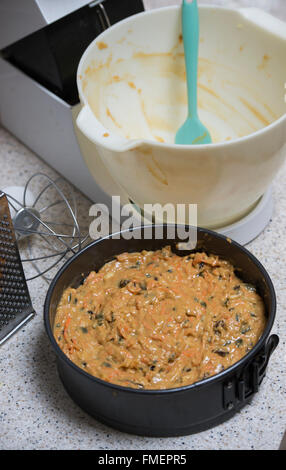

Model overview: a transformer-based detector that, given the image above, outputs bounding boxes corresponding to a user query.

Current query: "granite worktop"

[0,0,285,451]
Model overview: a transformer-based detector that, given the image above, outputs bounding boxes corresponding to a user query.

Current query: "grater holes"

[0,249,17,257]
[0,194,35,344]
[1,219,10,225]
[1,257,18,265]
[0,293,29,303]
[0,313,16,320]
[0,280,27,289]
[0,234,13,241]
[0,312,17,330]
[0,269,23,276]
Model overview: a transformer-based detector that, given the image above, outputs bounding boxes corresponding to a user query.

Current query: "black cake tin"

[44,225,279,436]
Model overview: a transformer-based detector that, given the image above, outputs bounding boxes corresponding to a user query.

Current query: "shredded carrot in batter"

[54,247,266,389]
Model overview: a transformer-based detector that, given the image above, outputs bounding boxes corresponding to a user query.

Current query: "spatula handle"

[182,0,199,118]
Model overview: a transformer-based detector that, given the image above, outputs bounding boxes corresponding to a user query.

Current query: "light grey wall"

[143,0,286,20]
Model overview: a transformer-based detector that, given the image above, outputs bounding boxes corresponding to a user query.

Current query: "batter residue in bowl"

[84,46,277,145]
[54,247,266,390]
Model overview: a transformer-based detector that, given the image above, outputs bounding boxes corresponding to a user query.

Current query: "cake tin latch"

[248,334,279,394]
[254,333,279,383]
[223,334,279,410]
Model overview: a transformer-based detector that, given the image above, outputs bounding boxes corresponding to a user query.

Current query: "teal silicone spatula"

[175,0,212,145]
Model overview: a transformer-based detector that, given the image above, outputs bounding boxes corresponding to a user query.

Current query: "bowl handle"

[76,105,142,153]
[239,8,286,40]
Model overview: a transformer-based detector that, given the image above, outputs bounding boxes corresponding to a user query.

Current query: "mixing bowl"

[44,225,279,437]
[76,5,286,228]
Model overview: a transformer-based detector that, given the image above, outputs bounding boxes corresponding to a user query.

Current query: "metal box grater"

[0,192,35,345]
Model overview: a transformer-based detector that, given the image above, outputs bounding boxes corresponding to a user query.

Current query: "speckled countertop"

[0,0,285,451]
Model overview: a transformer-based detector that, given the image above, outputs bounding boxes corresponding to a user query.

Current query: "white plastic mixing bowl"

[76,6,286,228]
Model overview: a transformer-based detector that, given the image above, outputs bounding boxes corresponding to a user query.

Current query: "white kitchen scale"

[0,0,274,246]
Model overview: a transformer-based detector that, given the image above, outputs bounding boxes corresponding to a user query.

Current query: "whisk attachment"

[3,173,89,282]
[13,207,41,237]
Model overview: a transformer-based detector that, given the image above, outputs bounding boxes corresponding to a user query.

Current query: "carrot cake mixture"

[54,247,266,389]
